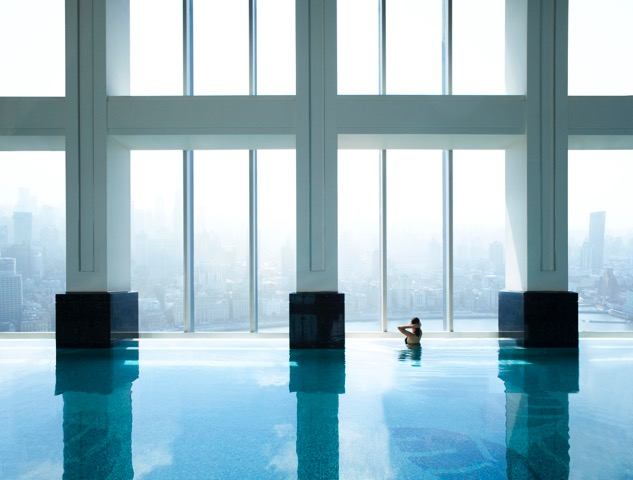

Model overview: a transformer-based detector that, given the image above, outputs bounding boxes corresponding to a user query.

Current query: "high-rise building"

[0,257,23,332]
[12,211,33,246]
[588,211,606,275]
[3,244,32,279]
[0,224,8,250]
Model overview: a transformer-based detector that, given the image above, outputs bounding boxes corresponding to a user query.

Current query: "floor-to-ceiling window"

[567,1,633,333]
[194,151,250,332]
[257,150,296,333]
[338,151,382,331]
[131,152,184,332]
[0,1,65,333]
[128,0,296,332]
[337,0,506,332]
[386,151,444,331]
[568,151,633,332]
[453,151,505,331]
[0,152,65,332]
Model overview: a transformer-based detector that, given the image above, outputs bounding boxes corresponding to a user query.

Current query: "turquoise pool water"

[1,338,632,479]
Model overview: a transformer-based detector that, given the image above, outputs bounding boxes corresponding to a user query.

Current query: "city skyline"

[3,149,633,332]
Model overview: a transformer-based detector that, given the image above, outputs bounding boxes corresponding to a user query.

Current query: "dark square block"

[56,292,138,348]
[290,292,345,349]
[499,291,578,348]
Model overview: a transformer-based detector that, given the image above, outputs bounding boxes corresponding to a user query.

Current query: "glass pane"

[0,152,65,332]
[337,0,379,94]
[194,0,249,95]
[194,151,250,331]
[131,0,183,95]
[0,0,64,96]
[386,0,443,94]
[453,0,505,94]
[569,151,633,332]
[387,151,444,332]
[569,0,633,95]
[257,150,296,332]
[453,151,505,331]
[131,151,183,331]
[257,0,296,95]
[339,150,381,331]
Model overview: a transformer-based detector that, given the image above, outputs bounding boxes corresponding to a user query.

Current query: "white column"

[295,0,338,292]
[504,0,569,291]
[65,0,131,292]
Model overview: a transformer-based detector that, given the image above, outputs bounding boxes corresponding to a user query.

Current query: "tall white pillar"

[291,0,344,348]
[58,0,135,347]
[295,0,338,292]
[502,0,577,347]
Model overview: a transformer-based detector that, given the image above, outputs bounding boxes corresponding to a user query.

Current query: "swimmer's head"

[411,317,421,326]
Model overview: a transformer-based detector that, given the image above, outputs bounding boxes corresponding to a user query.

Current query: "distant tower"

[579,240,591,270]
[0,224,8,250]
[0,257,23,332]
[588,211,606,275]
[12,211,33,246]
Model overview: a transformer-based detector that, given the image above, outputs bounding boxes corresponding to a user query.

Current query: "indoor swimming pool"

[1,338,632,479]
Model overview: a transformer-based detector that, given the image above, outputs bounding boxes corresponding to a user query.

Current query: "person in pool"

[398,317,422,345]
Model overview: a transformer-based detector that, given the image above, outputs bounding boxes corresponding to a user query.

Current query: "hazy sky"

[0,0,631,95]
[0,152,65,209]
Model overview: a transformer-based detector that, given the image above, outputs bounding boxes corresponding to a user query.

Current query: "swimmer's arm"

[397,325,416,338]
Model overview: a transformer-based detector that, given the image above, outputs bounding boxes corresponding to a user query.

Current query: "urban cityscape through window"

[194,151,251,332]
[131,151,184,332]
[0,153,65,332]
[569,151,633,332]
[453,151,505,331]
[3,2,633,335]
[386,151,444,331]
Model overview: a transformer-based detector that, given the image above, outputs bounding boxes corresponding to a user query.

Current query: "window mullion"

[378,0,388,333]
[442,0,453,332]
[183,0,195,332]
[249,0,258,333]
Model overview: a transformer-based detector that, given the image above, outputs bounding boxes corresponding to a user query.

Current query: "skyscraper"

[588,211,606,275]
[12,211,33,246]
[0,224,8,250]
[0,257,23,332]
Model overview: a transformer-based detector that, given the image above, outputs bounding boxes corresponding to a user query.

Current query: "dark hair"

[411,317,421,337]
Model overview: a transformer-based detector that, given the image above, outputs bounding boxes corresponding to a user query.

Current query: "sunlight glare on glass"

[0,0,65,96]
[337,0,379,94]
[130,0,183,95]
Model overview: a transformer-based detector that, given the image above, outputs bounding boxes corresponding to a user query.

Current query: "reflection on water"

[55,341,139,480]
[398,345,422,365]
[5,339,630,479]
[289,349,345,480]
[499,346,579,480]
[388,343,580,479]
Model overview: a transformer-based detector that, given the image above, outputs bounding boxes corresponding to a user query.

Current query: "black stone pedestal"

[498,291,578,348]
[289,292,345,349]
[55,292,139,348]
